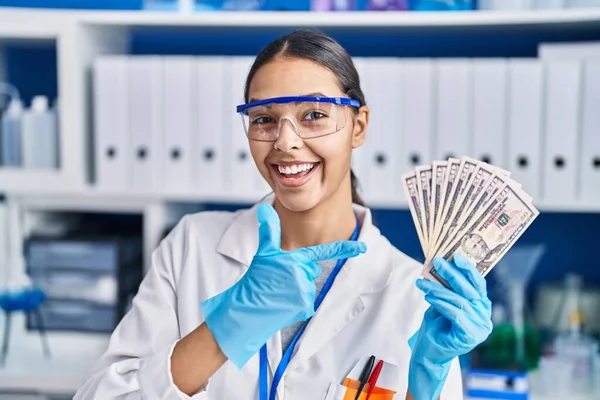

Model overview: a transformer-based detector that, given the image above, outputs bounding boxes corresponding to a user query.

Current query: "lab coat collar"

[216,194,395,373]
[216,194,393,294]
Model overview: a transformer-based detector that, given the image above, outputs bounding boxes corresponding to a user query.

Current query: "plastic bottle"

[221,0,263,10]
[311,0,333,10]
[367,0,409,10]
[477,0,535,10]
[566,0,600,7]
[534,0,565,9]
[144,0,179,11]
[409,0,474,10]
[0,98,24,167]
[21,96,59,169]
[332,0,357,10]
[178,0,195,12]
[552,274,599,395]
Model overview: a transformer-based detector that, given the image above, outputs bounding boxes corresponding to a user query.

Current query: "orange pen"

[364,360,384,400]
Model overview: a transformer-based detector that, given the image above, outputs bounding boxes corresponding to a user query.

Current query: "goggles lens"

[238,98,355,141]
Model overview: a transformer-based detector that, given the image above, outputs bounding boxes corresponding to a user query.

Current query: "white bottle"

[21,96,59,169]
[178,0,194,12]
[1,98,24,167]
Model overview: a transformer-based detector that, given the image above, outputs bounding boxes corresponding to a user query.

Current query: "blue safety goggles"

[236,95,361,141]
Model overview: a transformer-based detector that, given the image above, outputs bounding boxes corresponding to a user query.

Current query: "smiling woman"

[243,59,368,219]
[242,32,369,209]
[73,29,492,400]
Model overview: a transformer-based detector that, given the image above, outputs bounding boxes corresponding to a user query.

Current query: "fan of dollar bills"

[401,156,540,286]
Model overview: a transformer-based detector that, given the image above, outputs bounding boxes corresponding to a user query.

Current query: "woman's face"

[247,57,368,212]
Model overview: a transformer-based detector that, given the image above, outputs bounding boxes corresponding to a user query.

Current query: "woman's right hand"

[200,203,366,369]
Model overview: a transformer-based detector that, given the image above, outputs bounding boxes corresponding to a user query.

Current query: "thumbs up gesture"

[201,203,366,369]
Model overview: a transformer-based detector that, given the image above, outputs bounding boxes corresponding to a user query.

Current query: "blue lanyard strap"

[259,219,360,400]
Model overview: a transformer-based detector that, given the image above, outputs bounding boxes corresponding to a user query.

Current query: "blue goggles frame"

[236,95,361,115]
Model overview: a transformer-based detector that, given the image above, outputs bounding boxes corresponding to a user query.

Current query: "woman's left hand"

[407,253,493,400]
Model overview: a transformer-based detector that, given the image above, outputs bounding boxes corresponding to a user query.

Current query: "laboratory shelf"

[0,313,109,396]
[75,8,600,29]
[1,6,600,213]
[0,20,61,40]
[1,6,600,398]
[0,169,71,194]
[0,7,600,29]
[5,186,265,210]
[5,185,600,214]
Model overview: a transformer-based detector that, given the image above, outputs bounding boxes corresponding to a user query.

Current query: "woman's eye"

[251,116,275,125]
[304,111,326,121]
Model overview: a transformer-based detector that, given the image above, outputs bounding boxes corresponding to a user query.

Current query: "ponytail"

[350,169,365,207]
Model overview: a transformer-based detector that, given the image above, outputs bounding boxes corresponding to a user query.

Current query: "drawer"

[26,237,142,272]
[27,299,117,333]
[28,269,118,306]
[27,240,117,271]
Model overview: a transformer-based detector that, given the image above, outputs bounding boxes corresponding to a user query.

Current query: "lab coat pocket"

[325,381,396,400]
[324,383,348,400]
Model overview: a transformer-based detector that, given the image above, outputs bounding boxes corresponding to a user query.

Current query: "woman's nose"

[274,118,303,152]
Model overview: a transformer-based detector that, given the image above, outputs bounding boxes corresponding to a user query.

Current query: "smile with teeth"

[276,163,316,176]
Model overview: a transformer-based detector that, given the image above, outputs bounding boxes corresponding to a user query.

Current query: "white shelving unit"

[0,194,187,396]
[0,12,128,196]
[1,6,600,27]
[0,7,599,397]
[0,6,599,212]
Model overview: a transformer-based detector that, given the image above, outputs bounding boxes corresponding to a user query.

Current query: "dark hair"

[244,29,367,207]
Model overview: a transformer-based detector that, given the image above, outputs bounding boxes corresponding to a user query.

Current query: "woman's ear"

[351,105,369,149]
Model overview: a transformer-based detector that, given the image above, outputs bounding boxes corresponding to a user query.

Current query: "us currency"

[428,161,448,253]
[430,164,482,259]
[434,172,512,259]
[402,172,427,253]
[415,166,433,249]
[423,183,539,285]
[428,157,478,259]
[462,163,503,213]
[429,158,460,253]
[431,161,508,259]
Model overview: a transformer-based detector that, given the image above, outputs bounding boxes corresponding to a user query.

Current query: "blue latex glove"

[200,203,367,368]
[408,253,493,400]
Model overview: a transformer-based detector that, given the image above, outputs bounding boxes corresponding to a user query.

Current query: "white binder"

[400,59,434,174]
[579,60,600,202]
[507,59,543,200]
[472,59,508,168]
[225,56,267,197]
[536,0,564,9]
[196,56,227,196]
[93,56,129,191]
[542,60,582,204]
[478,0,535,9]
[162,57,196,194]
[127,56,163,192]
[349,57,369,194]
[360,57,402,203]
[434,59,472,161]
[539,40,600,60]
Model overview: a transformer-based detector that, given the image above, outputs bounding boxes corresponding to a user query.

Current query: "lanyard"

[259,219,360,400]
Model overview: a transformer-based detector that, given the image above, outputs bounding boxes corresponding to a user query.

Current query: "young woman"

[75,30,492,400]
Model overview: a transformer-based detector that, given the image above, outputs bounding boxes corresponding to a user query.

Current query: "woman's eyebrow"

[247,92,330,103]
[302,92,328,97]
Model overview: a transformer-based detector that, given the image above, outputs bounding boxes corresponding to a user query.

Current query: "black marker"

[354,355,376,400]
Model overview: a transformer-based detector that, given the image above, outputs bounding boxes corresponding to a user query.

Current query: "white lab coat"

[74,196,463,400]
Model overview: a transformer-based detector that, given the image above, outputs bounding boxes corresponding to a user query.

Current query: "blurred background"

[0,1,600,399]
